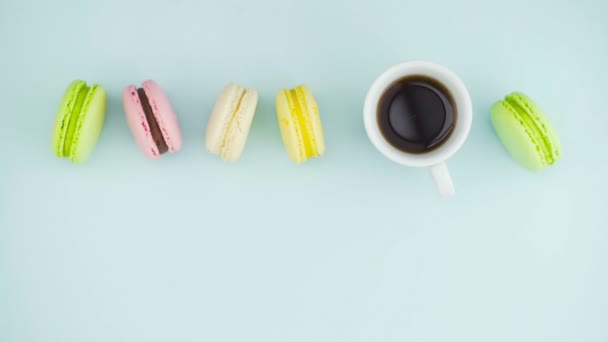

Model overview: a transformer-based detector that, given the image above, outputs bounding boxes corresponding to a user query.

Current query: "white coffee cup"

[363,61,473,198]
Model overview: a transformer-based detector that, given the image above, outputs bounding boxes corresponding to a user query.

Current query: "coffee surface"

[377,76,455,154]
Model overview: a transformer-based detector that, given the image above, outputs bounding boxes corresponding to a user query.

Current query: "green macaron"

[51,80,107,164]
[491,92,561,172]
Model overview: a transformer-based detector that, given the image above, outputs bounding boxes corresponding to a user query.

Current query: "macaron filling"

[63,85,90,156]
[284,88,315,158]
[504,96,555,165]
[137,88,169,154]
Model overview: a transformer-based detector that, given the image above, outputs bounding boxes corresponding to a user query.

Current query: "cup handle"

[429,162,455,198]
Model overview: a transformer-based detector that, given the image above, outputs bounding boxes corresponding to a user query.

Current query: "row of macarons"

[53,79,563,173]
[52,80,323,164]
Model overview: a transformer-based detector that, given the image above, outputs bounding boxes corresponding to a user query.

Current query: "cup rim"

[363,61,473,168]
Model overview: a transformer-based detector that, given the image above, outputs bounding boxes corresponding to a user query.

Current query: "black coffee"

[377,75,456,154]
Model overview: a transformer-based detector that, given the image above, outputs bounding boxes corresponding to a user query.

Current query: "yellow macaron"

[276,85,325,164]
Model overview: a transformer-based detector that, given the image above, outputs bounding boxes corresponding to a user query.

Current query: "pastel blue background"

[1,0,607,341]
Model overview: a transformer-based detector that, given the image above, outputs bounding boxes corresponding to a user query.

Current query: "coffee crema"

[377,75,456,154]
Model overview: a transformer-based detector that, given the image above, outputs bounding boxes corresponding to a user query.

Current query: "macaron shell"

[491,101,546,172]
[507,92,562,164]
[70,85,107,164]
[220,89,258,162]
[297,85,325,157]
[142,80,182,152]
[52,80,87,157]
[123,85,160,159]
[206,83,246,155]
[277,90,306,163]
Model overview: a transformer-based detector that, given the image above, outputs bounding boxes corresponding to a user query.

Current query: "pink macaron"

[123,80,183,159]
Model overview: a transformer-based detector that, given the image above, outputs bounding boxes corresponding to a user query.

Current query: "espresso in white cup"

[364,61,473,198]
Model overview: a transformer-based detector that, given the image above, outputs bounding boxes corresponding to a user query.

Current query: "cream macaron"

[205,83,258,162]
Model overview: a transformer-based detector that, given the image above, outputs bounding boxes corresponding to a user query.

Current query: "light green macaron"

[491,92,561,172]
[51,80,107,164]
